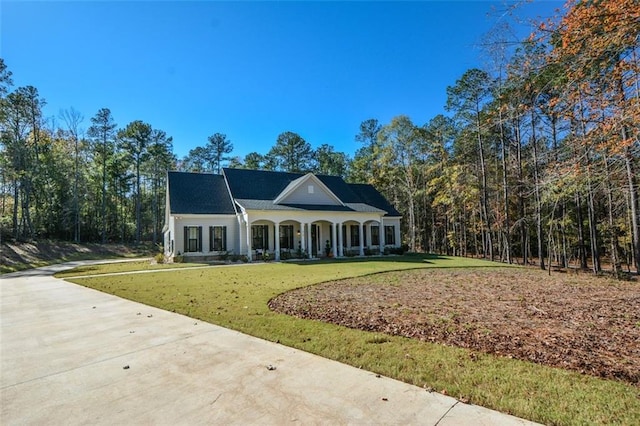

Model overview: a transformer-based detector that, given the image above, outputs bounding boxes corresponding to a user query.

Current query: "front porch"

[238,213,400,262]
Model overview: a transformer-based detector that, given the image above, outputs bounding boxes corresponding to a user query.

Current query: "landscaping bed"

[269,268,640,386]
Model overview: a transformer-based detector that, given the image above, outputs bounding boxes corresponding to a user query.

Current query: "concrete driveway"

[1,261,539,425]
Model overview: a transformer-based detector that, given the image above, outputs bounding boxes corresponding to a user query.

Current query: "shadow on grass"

[283,252,506,267]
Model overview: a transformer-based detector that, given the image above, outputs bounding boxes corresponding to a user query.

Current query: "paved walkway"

[1,261,540,425]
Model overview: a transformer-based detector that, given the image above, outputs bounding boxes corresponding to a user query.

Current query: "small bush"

[173,255,184,263]
[280,250,292,260]
[384,246,406,255]
[154,253,165,264]
[345,249,357,257]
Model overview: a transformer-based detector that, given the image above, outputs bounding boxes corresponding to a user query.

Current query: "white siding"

[171,215,239,256]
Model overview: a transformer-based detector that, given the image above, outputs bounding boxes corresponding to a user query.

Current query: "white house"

[163,168,402,261]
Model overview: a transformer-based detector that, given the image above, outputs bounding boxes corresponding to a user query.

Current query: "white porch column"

[246,220,253,262]
[337,222,344,257]
[331,222,338,257]
[359,222,365,256]
[379,217,385,254]
[274,222,280,261]
[307,223,313,259]
[237,215,244,256]
[300,222,306,258]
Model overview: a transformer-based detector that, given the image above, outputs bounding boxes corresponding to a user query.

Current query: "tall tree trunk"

[626,150,640,273]
[515,121,528,265]
[101,146,107,244]
[603,154,621,276]
[475,105,492,260]
[531,107,545,270]
[12,179,19,239]
[74,135,80,243]
[586,176,601,273]
[135,157,141,244]
[499,108,511,263]
[575,191,588,269]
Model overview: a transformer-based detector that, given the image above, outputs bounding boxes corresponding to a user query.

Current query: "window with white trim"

[384,225,396,245]
[184,226,202,252]
[371,226,380,245]
[209,226,227,252]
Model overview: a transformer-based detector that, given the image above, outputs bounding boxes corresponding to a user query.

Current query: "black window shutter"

[223,226,227,251]
[198,226,202,252]
[184,226,188,252]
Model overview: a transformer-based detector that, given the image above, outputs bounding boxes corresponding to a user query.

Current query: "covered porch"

[235,208,400,262]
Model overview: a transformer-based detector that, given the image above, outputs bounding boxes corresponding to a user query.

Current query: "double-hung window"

[371,226,380,246]
[184,226,202,252]
[209,226,227,252]
[384,225,396,245]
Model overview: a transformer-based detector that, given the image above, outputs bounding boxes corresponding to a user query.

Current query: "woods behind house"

[1,0,638,274]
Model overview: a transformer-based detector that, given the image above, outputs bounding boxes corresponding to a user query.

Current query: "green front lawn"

[66,255,640,425]
[54,260,209,278]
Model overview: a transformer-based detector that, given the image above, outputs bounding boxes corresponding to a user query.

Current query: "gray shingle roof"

[223,168,299,200]
[348,183,402,216]
[167,168,400,217]
[167,171,235,214]
[234,199,385,213]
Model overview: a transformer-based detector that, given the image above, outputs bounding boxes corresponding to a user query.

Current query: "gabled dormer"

[273,173,345,206]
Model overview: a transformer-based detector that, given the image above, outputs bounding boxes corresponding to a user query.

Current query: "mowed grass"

[54,260,209,278]
[66,255,640,425]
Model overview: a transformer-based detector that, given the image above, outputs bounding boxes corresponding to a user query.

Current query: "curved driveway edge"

[1,261,540,425]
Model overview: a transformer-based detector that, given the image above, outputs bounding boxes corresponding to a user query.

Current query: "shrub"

[154,253,165,264]
[280,250,292,260]
[173,255,184,263]
[345,249,357,257]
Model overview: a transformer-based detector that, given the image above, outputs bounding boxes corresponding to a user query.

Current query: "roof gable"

[273,173,344,206]
[220,168,400,216]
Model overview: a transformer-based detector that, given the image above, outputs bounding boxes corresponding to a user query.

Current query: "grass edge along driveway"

[66,255,640,426]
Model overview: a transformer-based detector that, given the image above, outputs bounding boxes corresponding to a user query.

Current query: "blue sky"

[1,1,563,160]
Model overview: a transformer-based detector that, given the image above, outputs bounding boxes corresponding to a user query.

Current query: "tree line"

[1,0,638,274]
[0,58,352,245]
[347,0,639,275]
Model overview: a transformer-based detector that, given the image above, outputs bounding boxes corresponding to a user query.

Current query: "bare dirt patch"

[269,268,640,385]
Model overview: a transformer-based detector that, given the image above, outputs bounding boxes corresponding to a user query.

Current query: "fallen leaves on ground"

[268,268,640,385]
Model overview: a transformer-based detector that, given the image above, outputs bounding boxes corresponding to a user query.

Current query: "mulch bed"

[268,268,640,385]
